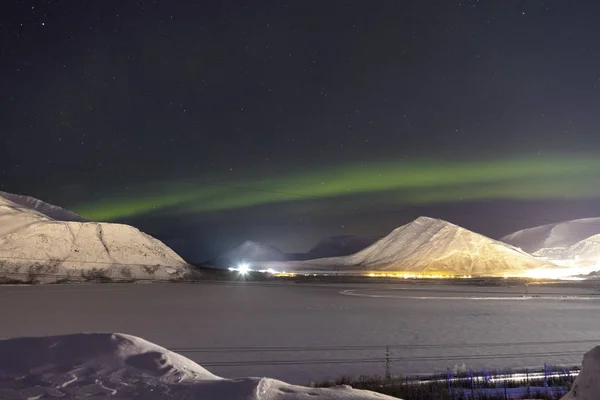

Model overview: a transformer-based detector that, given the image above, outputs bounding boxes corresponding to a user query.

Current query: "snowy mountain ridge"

[534,233,600,265]
[0,192,191,282]
[0,190,87,222]
[285,217,555,276]
[502,217,600,253]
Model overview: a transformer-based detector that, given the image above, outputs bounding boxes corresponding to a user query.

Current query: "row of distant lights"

[228,262,278,275]
[228,265,583,281]
[366,273,473,279]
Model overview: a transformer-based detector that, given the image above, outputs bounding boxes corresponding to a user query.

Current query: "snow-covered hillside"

[534,233,600,267]
[502,217,600,253]
[0,333,397,400]
[0,192,191,282]
[303,235,376,259]
[288,217,554,277]
[215,240,287,268]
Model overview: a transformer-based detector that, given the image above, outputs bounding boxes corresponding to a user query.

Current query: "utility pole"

[385,346,391,380]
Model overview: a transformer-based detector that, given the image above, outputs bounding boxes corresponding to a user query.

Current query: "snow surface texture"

[215,240,288,267]
[276,217,555,276]
[0,192,191,282]
[0,333,397,400]
[561,345,600,400]
[502,217,600,253]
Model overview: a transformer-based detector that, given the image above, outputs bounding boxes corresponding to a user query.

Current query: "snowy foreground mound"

[562,345,600,400]
[283,217,554,276]
[0,333,397,400]
[0,192,191,282]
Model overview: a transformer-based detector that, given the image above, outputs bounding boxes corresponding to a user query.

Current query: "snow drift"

[561,345,600,400]
[0,333,397,400]
[214,240,287,268]
[284,217,555,276]
[502,217,600,253]
[0,192,191,282]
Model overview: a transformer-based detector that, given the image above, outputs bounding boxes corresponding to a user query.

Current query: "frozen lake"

[1,282,599,384]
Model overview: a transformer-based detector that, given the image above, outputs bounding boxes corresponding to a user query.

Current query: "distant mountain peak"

[503,217,600,253]
[293,216,553,276]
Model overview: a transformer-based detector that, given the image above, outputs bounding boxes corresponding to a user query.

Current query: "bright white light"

[237,263,250,274]
[267,268,276,274]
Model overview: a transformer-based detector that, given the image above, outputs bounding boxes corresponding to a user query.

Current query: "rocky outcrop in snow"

[291,217,555,276]
[0,192,191,282]
[0,333,397,400]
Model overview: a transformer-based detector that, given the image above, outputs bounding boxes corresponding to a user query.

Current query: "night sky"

[3,0,600,261]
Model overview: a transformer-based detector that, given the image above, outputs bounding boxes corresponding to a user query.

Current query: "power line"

[197,350,586,368]
[170,339,600,354]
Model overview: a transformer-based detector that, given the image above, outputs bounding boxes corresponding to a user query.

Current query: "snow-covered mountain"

[289,217,554,276]
[502,217,600,253]
[0,190,87,222]
[303,235,376,259]
[214,240,287,268]
[0,333,396,400]
[0,192,191,282]
[534,233,600,265]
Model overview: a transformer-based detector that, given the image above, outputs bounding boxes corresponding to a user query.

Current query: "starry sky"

[3,0,600,261]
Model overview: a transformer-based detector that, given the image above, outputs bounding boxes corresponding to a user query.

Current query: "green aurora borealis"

[71,155,600,221]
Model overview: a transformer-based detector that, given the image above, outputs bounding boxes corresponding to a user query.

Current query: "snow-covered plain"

[266,217,555,277]
[0,332,396,400]
[1,282,598,385]
[0,192,191,282]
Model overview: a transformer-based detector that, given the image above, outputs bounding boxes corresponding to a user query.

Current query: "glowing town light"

[237,263,250,274]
